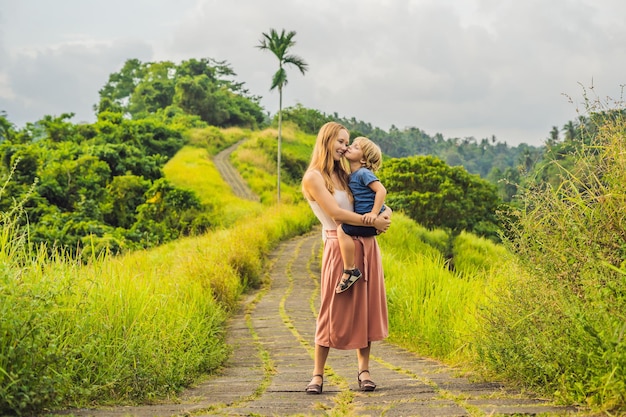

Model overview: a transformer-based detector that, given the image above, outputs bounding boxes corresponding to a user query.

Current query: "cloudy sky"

[0,0,624,146]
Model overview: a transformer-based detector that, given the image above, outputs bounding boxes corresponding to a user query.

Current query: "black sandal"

[305,374,324,394]
[335,268,362,293]
[358,370,376,391]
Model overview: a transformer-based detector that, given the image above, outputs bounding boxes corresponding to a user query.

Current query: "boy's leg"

[337,225,355,270]
[336,225,362,293]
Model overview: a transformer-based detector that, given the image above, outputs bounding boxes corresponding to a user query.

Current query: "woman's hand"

[373,215,391,233]
[374,206,392,233]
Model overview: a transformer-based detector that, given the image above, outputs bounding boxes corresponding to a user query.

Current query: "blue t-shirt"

[349,168,384,215]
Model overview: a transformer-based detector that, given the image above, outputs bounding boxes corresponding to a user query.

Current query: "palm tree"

[562,120,578,142]
[257,28,308,202]
[547,125,560,146]
[0,111,13,142]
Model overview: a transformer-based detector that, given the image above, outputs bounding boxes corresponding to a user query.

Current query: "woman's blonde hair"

[352,136,382,172]
[306,121,350,194]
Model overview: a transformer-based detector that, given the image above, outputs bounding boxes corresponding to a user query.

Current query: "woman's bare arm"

[302,170,391,232]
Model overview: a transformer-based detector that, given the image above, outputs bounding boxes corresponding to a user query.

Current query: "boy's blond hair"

[352,136,382,172]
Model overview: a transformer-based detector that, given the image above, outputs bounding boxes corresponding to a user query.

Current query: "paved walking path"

[65,232,578,417]
[212,141,259,201]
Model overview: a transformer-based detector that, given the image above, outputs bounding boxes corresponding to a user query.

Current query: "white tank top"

[307,190,353,241]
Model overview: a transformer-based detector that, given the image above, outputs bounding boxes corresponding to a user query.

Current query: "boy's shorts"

[341,224,378,237]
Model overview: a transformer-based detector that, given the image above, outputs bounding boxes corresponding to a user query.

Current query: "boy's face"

[345,142,364,163]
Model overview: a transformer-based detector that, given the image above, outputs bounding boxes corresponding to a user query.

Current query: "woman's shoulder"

[303,169,323,184]
[302,169,323,200]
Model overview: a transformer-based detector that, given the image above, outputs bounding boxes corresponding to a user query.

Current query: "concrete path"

[65,232,579,417]
[212,141,260,201]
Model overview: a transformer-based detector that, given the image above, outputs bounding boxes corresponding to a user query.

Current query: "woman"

[301,121,391,394]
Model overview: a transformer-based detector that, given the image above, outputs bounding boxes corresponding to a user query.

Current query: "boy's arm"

[370,181,387,216]
[362,181,387,224]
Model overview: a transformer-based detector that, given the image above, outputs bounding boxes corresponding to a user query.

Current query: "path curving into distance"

[213,140,260,202]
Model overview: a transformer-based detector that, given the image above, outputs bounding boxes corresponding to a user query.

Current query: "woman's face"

[330,129,350,161]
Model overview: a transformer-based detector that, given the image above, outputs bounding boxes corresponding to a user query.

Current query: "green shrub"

[0,256,69,415]
[378,155,502,240]
[187,125,230,154]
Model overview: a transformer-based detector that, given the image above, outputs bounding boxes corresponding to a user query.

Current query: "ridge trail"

[212,141,259,201]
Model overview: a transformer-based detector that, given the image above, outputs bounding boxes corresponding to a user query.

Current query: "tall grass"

[481,98,626,412]
[186,125,248,155]
[378,214,513,363]
[452,230,511,277]
[0,176,65,415]
[379,111,626,412]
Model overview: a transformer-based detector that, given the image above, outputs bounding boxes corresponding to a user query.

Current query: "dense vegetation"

[279,103,542,202]
[0,57,581,257]
[488,107,626,408]
[280,103,605,204]
[0,112,208,258]
[97,58,266,129]
[1,54,625,415]
[0,58,270,258]
[378,155,503,242]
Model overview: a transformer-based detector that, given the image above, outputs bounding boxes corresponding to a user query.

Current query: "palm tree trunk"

[277,87,283,203]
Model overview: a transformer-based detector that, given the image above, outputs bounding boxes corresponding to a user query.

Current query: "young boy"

[335,136,387,294]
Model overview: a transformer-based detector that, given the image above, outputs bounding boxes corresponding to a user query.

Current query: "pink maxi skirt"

[315,230,388,350]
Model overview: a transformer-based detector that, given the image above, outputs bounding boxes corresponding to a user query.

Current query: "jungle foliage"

[0,51,605,260]
[97,58,267,129]
[0,58,269,258]
[279,103,542,203]
[482,105,626,410]
[0,112,201,257]
[378,156,502,241]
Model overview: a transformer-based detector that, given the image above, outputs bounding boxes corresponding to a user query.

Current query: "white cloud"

[0,73,15,101]
[1,39,153,125]
[0,0,624,146]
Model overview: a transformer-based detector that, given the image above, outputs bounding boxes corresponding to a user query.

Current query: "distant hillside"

[278,104,544,202]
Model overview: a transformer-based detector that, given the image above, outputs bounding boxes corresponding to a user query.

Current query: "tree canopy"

[0,111,209,258]
[378,155,502,240]
[97,58,266,129]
